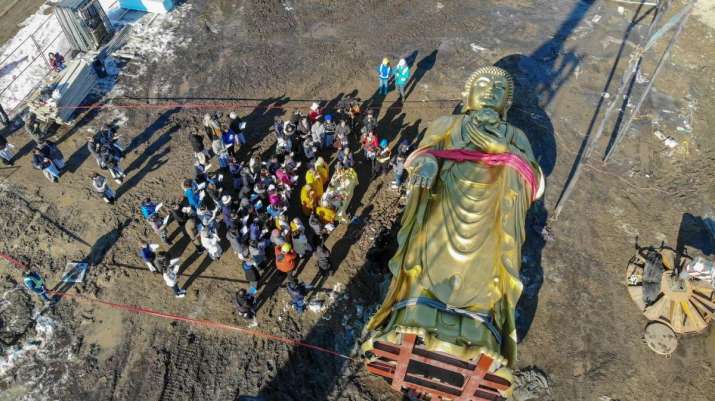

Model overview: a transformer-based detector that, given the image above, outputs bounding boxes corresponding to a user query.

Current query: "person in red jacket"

[361,131,379,172]
[275,243,297,274]
[308,103,322,123]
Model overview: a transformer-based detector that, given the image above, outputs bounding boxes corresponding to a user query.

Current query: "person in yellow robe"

[305,166,324,198]
[300,184,319,216]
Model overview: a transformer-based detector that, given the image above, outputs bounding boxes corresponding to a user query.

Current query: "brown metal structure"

[365,334,510,401]
[626,246,715,335]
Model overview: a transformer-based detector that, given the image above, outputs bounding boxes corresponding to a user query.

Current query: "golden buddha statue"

[362,65,544,397]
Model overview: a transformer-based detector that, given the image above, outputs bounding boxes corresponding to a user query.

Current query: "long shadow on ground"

[253,1,592,399]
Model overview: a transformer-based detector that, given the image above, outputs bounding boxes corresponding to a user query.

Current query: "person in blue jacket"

[182,179,200,210]
[376,57,392,96]
[23,271,51,303]
[140,198,159,219]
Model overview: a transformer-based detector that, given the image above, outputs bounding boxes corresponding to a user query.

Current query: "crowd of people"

[129,94,412,319]
[12,56,416,319]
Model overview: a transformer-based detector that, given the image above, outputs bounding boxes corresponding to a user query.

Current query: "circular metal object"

[626,247,715,335]
[644,322,678,356]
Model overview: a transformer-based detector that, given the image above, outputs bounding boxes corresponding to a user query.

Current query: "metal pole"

[552,1,691,219]
[30,33,51,68]
[0,103,9,126]
[553,2,656,220]
[603,4,693,162]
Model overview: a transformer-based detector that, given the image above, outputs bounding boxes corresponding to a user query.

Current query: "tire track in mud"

[159,332,202,401]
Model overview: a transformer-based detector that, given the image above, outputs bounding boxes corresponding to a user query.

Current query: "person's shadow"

[404,50,438,99]
[494,54,557,342]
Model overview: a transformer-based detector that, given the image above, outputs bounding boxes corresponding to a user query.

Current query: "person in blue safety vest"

[376,57,392,96]
[23,271,52,303]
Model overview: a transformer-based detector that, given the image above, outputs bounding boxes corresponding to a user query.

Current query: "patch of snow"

[0,0,190,114]
[436,2,444,10]
[281,1,294,12]
[663,137,678,148]
[93,56,125,98]
[307,300,325,313]
[0,315,57,376]
[470,43,487,52]
[0,3,72,112]
[114,3,192,80]
[109,107,129,127]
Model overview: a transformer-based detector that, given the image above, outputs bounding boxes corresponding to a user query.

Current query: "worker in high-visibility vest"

[376,57,392,96]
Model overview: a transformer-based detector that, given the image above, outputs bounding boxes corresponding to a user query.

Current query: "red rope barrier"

[0,251,353,361]
[0,252,27,270]
[54,290,354,360]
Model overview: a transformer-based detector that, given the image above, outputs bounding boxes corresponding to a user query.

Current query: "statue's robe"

[364,113,542,371]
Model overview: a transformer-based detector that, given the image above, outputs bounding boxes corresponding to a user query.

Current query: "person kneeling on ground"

[286,276,311,314]
[234,288,256,319]
[90,172,115,204]
[31,148,60,182]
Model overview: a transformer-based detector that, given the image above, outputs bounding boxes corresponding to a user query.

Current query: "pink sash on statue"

[425,148,539,202]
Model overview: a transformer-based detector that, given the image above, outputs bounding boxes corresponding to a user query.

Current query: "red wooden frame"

[366,334,510,401]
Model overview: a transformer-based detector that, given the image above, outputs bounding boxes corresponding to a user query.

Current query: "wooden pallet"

[366,334,510,401]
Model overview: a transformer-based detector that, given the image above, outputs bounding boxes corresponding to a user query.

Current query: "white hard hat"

[229,112,237,119]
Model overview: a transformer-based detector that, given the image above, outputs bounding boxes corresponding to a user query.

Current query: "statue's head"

[462,66,514,119]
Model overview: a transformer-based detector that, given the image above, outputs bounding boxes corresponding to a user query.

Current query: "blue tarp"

[119,0,174,14]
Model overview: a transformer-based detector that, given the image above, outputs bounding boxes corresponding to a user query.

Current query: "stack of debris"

[26,57,98,124]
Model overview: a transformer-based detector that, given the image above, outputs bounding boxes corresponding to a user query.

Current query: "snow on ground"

[115,2,193,77]
[0,0,189,118]
[0,2,71,113]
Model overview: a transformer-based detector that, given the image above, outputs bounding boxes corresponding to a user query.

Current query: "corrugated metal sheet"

[55,0,114,52]
[58,0,91,9]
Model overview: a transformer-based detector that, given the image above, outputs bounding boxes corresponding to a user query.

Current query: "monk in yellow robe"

[300,184,319,216]
[362,66,544,389]
[305,166,324,198]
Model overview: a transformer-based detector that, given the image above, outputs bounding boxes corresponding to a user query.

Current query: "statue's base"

[365,333,510,401]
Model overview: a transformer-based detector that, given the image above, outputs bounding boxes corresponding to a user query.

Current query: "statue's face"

[468,74,508,112]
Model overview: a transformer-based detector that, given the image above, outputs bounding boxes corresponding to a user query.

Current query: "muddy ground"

[0,0,47,45]
[1,1,715,400]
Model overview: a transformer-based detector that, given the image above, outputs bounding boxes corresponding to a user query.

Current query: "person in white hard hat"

[228,112,247,145]
[394,58,411,100]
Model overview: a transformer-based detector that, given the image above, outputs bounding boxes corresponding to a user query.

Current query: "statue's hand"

[406,153,439,189]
